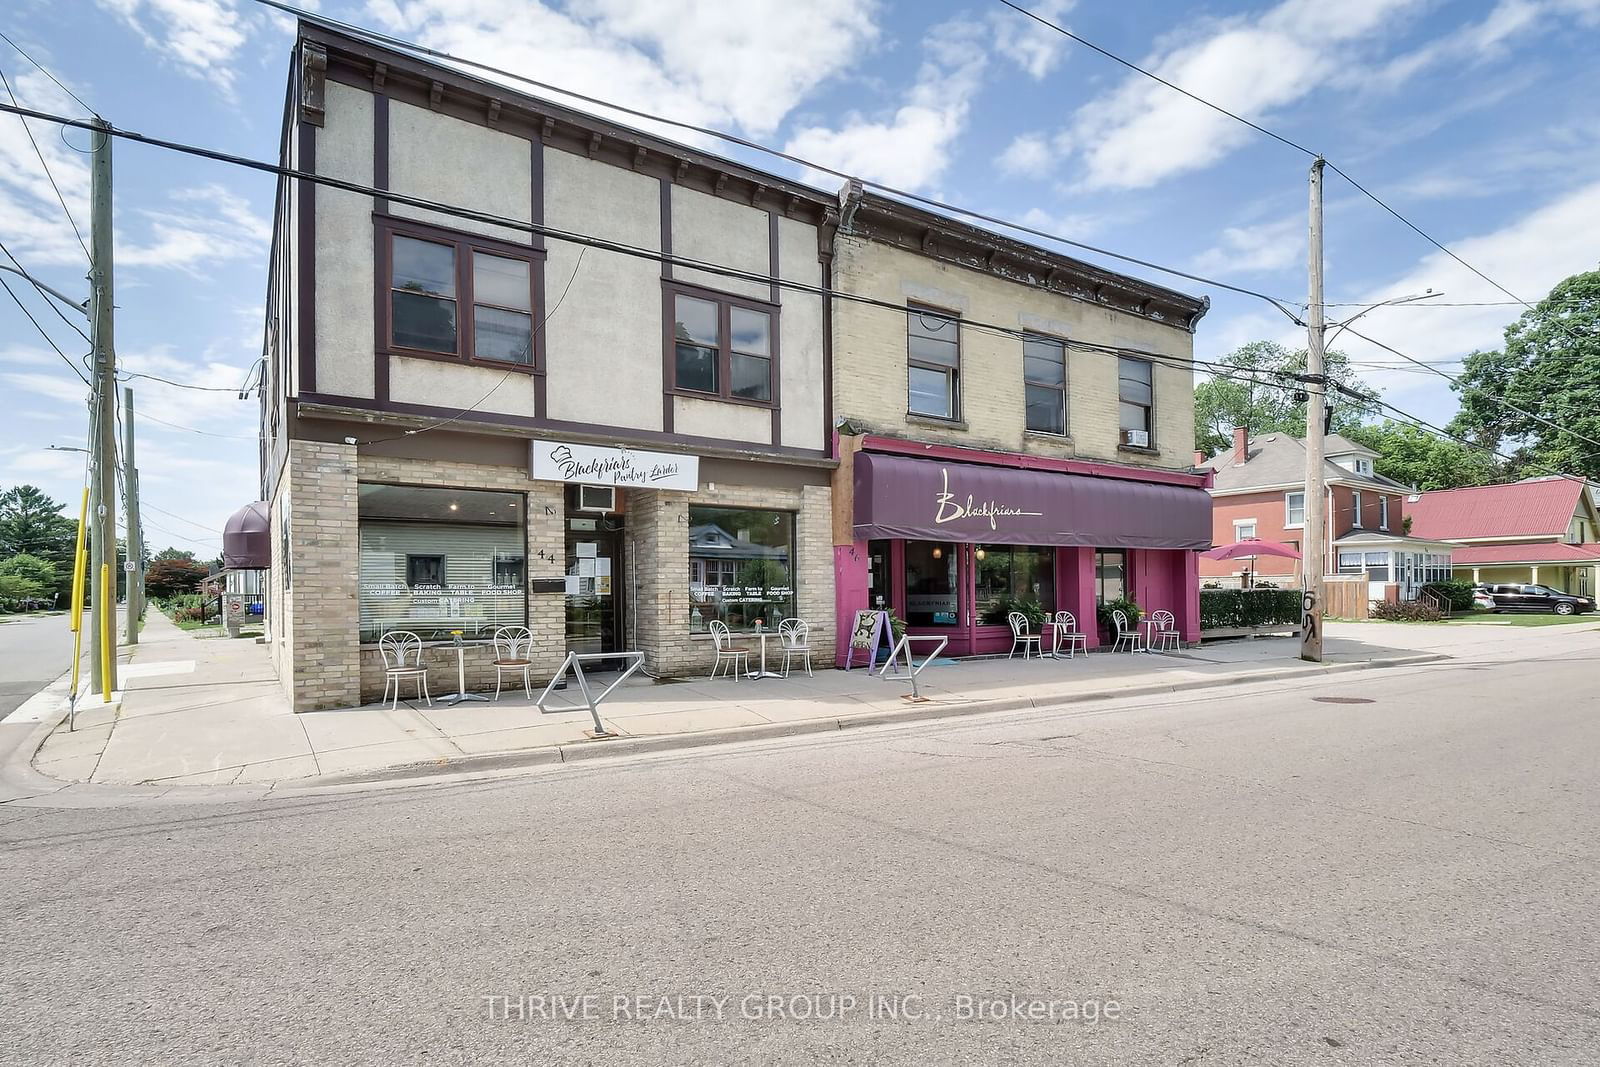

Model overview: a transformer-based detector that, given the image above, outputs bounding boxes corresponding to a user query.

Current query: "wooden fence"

[1322,575,1370,620]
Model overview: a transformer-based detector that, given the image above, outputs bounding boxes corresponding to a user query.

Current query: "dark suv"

[1473,583,1596,616]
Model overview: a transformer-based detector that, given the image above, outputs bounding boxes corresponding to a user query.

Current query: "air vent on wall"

[577,485,616,513]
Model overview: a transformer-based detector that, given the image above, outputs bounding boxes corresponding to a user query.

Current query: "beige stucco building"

[260,24,838,710]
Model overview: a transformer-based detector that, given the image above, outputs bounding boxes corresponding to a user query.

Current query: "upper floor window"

[907,305,960,419]
[1285,490,1306,527]
[1023,335,1067,435]
[384,221,539,367]
[669,287,774,404]
[1351,489,1364,528]
[1117,356,1153,447]
[1379,495,1389,530]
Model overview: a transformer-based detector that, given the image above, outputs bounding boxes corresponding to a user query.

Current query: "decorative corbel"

[587,131,602,158]
[486,99,502,125]
[428,80,444,108]
[298,43,327,127]
[371,62,387,92]
[633,146,648,171]
[713,172,729,196]
[541,116,555,143]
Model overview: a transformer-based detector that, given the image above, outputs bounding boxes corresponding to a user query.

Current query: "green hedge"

[1420,580,1475,612]
[1199,588,1301,631]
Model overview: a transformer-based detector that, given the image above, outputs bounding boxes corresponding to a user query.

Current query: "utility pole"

[88,118,119,694]
[1301,156,1327,663]
[123,386,141,646]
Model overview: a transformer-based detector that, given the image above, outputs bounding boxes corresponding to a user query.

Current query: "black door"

[565,519,624,656]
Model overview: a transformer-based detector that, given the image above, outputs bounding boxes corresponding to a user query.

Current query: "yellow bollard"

[99,563,112,702]
[68,488,89,700]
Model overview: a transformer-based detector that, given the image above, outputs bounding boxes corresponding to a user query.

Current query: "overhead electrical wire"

[0,239,91,344]
[118,370,249,393]
[0,268,90,386]
[141,501,223,533]
[992,1,1588,346]
[0,63,90,261]
[244,0,1305,321]
[0,29,97,117]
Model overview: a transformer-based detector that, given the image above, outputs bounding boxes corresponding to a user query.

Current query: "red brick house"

[1197,429,1455,601]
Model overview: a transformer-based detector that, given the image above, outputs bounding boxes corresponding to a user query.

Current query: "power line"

[1338,324,1600,457]
[136,410,261,440]
[141,501,222,533]
[0,30,97,117]
[0,239,91,343]
[992,2,1587,345]
[245,0,1305,319]
[0,63,90,261]
[0,268,90,386]
[118,370,249,393]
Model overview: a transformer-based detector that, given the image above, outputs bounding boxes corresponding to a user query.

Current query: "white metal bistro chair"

[778,618,814,677]
[1147,610,1181,653]
[708,620,750,681]
[1007,611,1042,660]
[378,630,431,710]
[491,626,534,700]
[1051,610,1088,659]
[1111,610,1144,655]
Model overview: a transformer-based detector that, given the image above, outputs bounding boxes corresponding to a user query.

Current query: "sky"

[2,0,1598,554]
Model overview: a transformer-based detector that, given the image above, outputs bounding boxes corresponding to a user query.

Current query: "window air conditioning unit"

[576,484,616,513]
[1123,429,1150,448]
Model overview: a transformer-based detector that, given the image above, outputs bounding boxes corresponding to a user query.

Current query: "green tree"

[144,556,209,599]
[1449,267,1600,481]
[153,547,197,562]
[0,573,45,608]
[1195,341,1379,457]
[0,485,76,589]
[1341,422,1497,491]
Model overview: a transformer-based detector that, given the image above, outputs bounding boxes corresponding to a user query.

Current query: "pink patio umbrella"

[1201,538,1302,561]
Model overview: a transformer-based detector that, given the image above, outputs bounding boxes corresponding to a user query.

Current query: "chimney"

[1193,450,1206,467]
[1233,427,1249,465]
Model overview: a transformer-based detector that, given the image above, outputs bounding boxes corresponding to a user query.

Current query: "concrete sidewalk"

[14,608,1538,795]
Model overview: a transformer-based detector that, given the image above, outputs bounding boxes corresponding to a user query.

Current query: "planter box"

[1200,624,1301,641]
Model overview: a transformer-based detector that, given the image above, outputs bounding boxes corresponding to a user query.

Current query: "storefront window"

[688,506,795,633]
[904,541,959,625]
[1095,550,1126,604]
[357,484,525,642]
[976,545,1055,623]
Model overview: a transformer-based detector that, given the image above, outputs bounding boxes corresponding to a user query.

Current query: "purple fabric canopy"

[853,452,1211,550]
[221,501,271,569]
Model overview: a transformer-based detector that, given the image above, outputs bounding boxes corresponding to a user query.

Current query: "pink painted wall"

[1132,548,1199,643]
[834,541,869,668]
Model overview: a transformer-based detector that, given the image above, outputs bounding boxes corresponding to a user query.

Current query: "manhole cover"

[1313,696,1375,704]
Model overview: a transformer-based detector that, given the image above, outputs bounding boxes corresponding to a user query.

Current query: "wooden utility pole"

[1301,157,1327,663]
[88,118,118,693]
[123,386,141,645]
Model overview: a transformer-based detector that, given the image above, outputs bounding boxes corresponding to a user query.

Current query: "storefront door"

[565,519,623,656]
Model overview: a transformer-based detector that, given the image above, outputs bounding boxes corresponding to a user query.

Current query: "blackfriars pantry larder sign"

[530,440,700,492]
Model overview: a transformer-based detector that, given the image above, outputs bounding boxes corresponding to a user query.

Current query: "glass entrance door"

[565,521,622,656]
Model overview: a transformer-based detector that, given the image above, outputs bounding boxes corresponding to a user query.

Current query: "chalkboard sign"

[844,609,893,671]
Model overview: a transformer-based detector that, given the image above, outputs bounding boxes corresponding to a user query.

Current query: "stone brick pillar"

[524,479,567,683]
[624,488,688,675]
[286,440,360,711]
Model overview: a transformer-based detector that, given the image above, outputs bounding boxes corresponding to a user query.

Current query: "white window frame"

[1351,489,1363,529]
[1233,519,1258,541]
[1284,491,1306,529]
[1379,495,1389,530]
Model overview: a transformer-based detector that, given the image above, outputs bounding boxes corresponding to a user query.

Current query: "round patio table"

[440,636,491,705]
[744,629,784,679]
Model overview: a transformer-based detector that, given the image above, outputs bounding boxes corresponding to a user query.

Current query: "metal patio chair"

[778,619,814,677]
[1051,610,1088,659]
[1111,610,1144,655]
[491,626,534,700]
[1007,611,1042,660]
[708,620,749,681]
[1147,610,1181,653]
[378,630,431,710]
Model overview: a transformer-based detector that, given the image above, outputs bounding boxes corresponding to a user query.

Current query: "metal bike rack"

[534,651,645,736]
[874,634,948,701]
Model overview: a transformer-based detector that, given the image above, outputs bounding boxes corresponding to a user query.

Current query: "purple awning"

[221,501,271,569]
[853,452,1211,550]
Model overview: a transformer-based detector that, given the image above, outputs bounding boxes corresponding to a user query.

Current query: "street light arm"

[0,263,90,316]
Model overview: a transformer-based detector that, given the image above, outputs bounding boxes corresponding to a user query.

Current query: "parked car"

[1472,583,1596,616]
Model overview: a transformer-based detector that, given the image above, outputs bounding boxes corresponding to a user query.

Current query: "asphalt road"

[0,614,73,719]
[3,631,1598,1065]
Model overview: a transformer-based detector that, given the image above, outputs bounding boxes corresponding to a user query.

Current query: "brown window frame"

[376,214,546,375]
[663,280,780,409]
[906,302,962,421]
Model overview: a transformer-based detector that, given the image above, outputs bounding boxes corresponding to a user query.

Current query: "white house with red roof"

[1407,477,1600,597]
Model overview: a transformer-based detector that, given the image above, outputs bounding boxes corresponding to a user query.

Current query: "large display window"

[975,545,1055,623]
[903,540,959,625]
[688,506,795,633]
[357,484,526,642]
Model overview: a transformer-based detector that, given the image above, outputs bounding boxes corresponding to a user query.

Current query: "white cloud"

[369,0,881,140]
[784,15,990,191]
[119,184,272,273]
[1192,215,1304,276]
[1279,180,1600,400]
[988,0,1076,80]
[997,133,1054,178]
[94,0,252,94]
[0,69,94,271]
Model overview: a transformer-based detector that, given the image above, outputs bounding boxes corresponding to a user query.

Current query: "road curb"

[303,651,1449,790]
